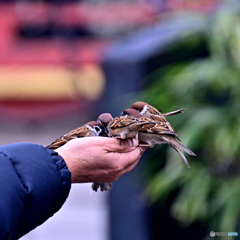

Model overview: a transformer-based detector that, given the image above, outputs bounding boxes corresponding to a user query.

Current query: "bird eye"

[121,111,128,116]
[95,126,101,133]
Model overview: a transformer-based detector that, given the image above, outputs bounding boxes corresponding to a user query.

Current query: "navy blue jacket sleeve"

[0,142,71,240]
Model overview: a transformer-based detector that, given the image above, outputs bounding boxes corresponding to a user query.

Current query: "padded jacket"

[0,142,71,240]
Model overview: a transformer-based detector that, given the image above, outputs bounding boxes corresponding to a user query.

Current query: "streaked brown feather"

[130,102,195,167]
[150,114,175,133]
[109,116,139,129]
[46,121,104,150]
[141,123,177,137]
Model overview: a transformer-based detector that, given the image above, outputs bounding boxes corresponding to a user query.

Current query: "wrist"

[54,148,76,183]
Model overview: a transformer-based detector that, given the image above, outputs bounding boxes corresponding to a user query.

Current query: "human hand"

[55,137,146,183]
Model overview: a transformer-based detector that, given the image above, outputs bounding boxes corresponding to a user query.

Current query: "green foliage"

[141,7,240,235]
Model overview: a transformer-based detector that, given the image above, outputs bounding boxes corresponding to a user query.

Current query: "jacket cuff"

[46,148,72,190]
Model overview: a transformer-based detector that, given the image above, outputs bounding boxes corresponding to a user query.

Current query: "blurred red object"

[0,1,217,123]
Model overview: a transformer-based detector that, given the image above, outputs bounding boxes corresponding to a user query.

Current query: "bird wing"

[150,114,176,133]
[147,105,162,116]
[46,126,93,150]
[140,122,178,138]
[109,116,139,129]
[66,125,93,138]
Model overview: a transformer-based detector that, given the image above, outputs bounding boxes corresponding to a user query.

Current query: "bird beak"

[101,127,108,136]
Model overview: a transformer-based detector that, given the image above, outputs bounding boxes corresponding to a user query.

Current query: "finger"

[139,146,147,155]
[63,137,132,152]
[120,158,139,175]
[108,138,147,153]
[115,148,143,178]
[117,147,143,169]
[102,137,137,153]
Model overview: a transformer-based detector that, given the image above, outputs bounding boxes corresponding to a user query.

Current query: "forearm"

[0,143,71,240]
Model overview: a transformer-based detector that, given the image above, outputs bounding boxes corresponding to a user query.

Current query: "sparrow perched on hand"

[91,113,114,192]
[46,121,106,150]
[139,125,195,168]
[130,101,186,118]
[123,107,196,168]
[46,120,112,192]
[107,109,151,146]
[121,108,178,138]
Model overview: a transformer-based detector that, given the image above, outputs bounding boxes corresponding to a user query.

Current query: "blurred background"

[0,0,239,239]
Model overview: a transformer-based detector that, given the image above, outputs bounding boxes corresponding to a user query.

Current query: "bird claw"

[117,138,122,145]
[132,138,139,147]
[113,136,122,145]
[138,144,149,147]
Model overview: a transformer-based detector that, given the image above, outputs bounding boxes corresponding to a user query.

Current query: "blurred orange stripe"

[0,64,105,101]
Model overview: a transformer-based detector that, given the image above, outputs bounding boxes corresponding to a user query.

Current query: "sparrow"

[139,125,195,168]
[122,108,196,168]
[107,109,152,146]
[97,112,113,129]
[46,120,112,192]
[123,106,179,139]
[91,113,114,192]
[130,101,186,119]
[46,121,106,150]
[121,108,179,140]
[93,111,151,191]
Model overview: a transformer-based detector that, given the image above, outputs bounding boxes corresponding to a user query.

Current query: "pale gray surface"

[20,184,109,240]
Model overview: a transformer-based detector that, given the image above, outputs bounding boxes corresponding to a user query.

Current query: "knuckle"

[113,162,124,173]
[110,175,119,182]
[109,163,123,181]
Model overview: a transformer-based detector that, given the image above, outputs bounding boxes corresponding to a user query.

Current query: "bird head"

[121,108,142,118]
[131,101,162,116]
[130,101,148,112]
[85,121,107,137]
[97,113,113,127]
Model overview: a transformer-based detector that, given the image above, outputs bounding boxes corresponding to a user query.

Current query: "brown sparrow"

[46,120,111,192]
[107,109,152,146]
[121,108,179,140]
[130,101,186,118]
[91,113,114,192]
[123,107,196,168]
[139,125,195,168]
[125,104,179,138]
[46,121,106,150]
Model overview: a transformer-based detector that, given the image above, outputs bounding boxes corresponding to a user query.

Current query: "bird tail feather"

[162,136,196,156]
[174,146,190,168]
[163,108,186,118]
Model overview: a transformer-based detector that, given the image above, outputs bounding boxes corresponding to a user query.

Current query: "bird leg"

[133,133,139,147]
[148,142,155,148]
[138,142,155,147]
[120,133,126,139]
[138,144,150,147]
